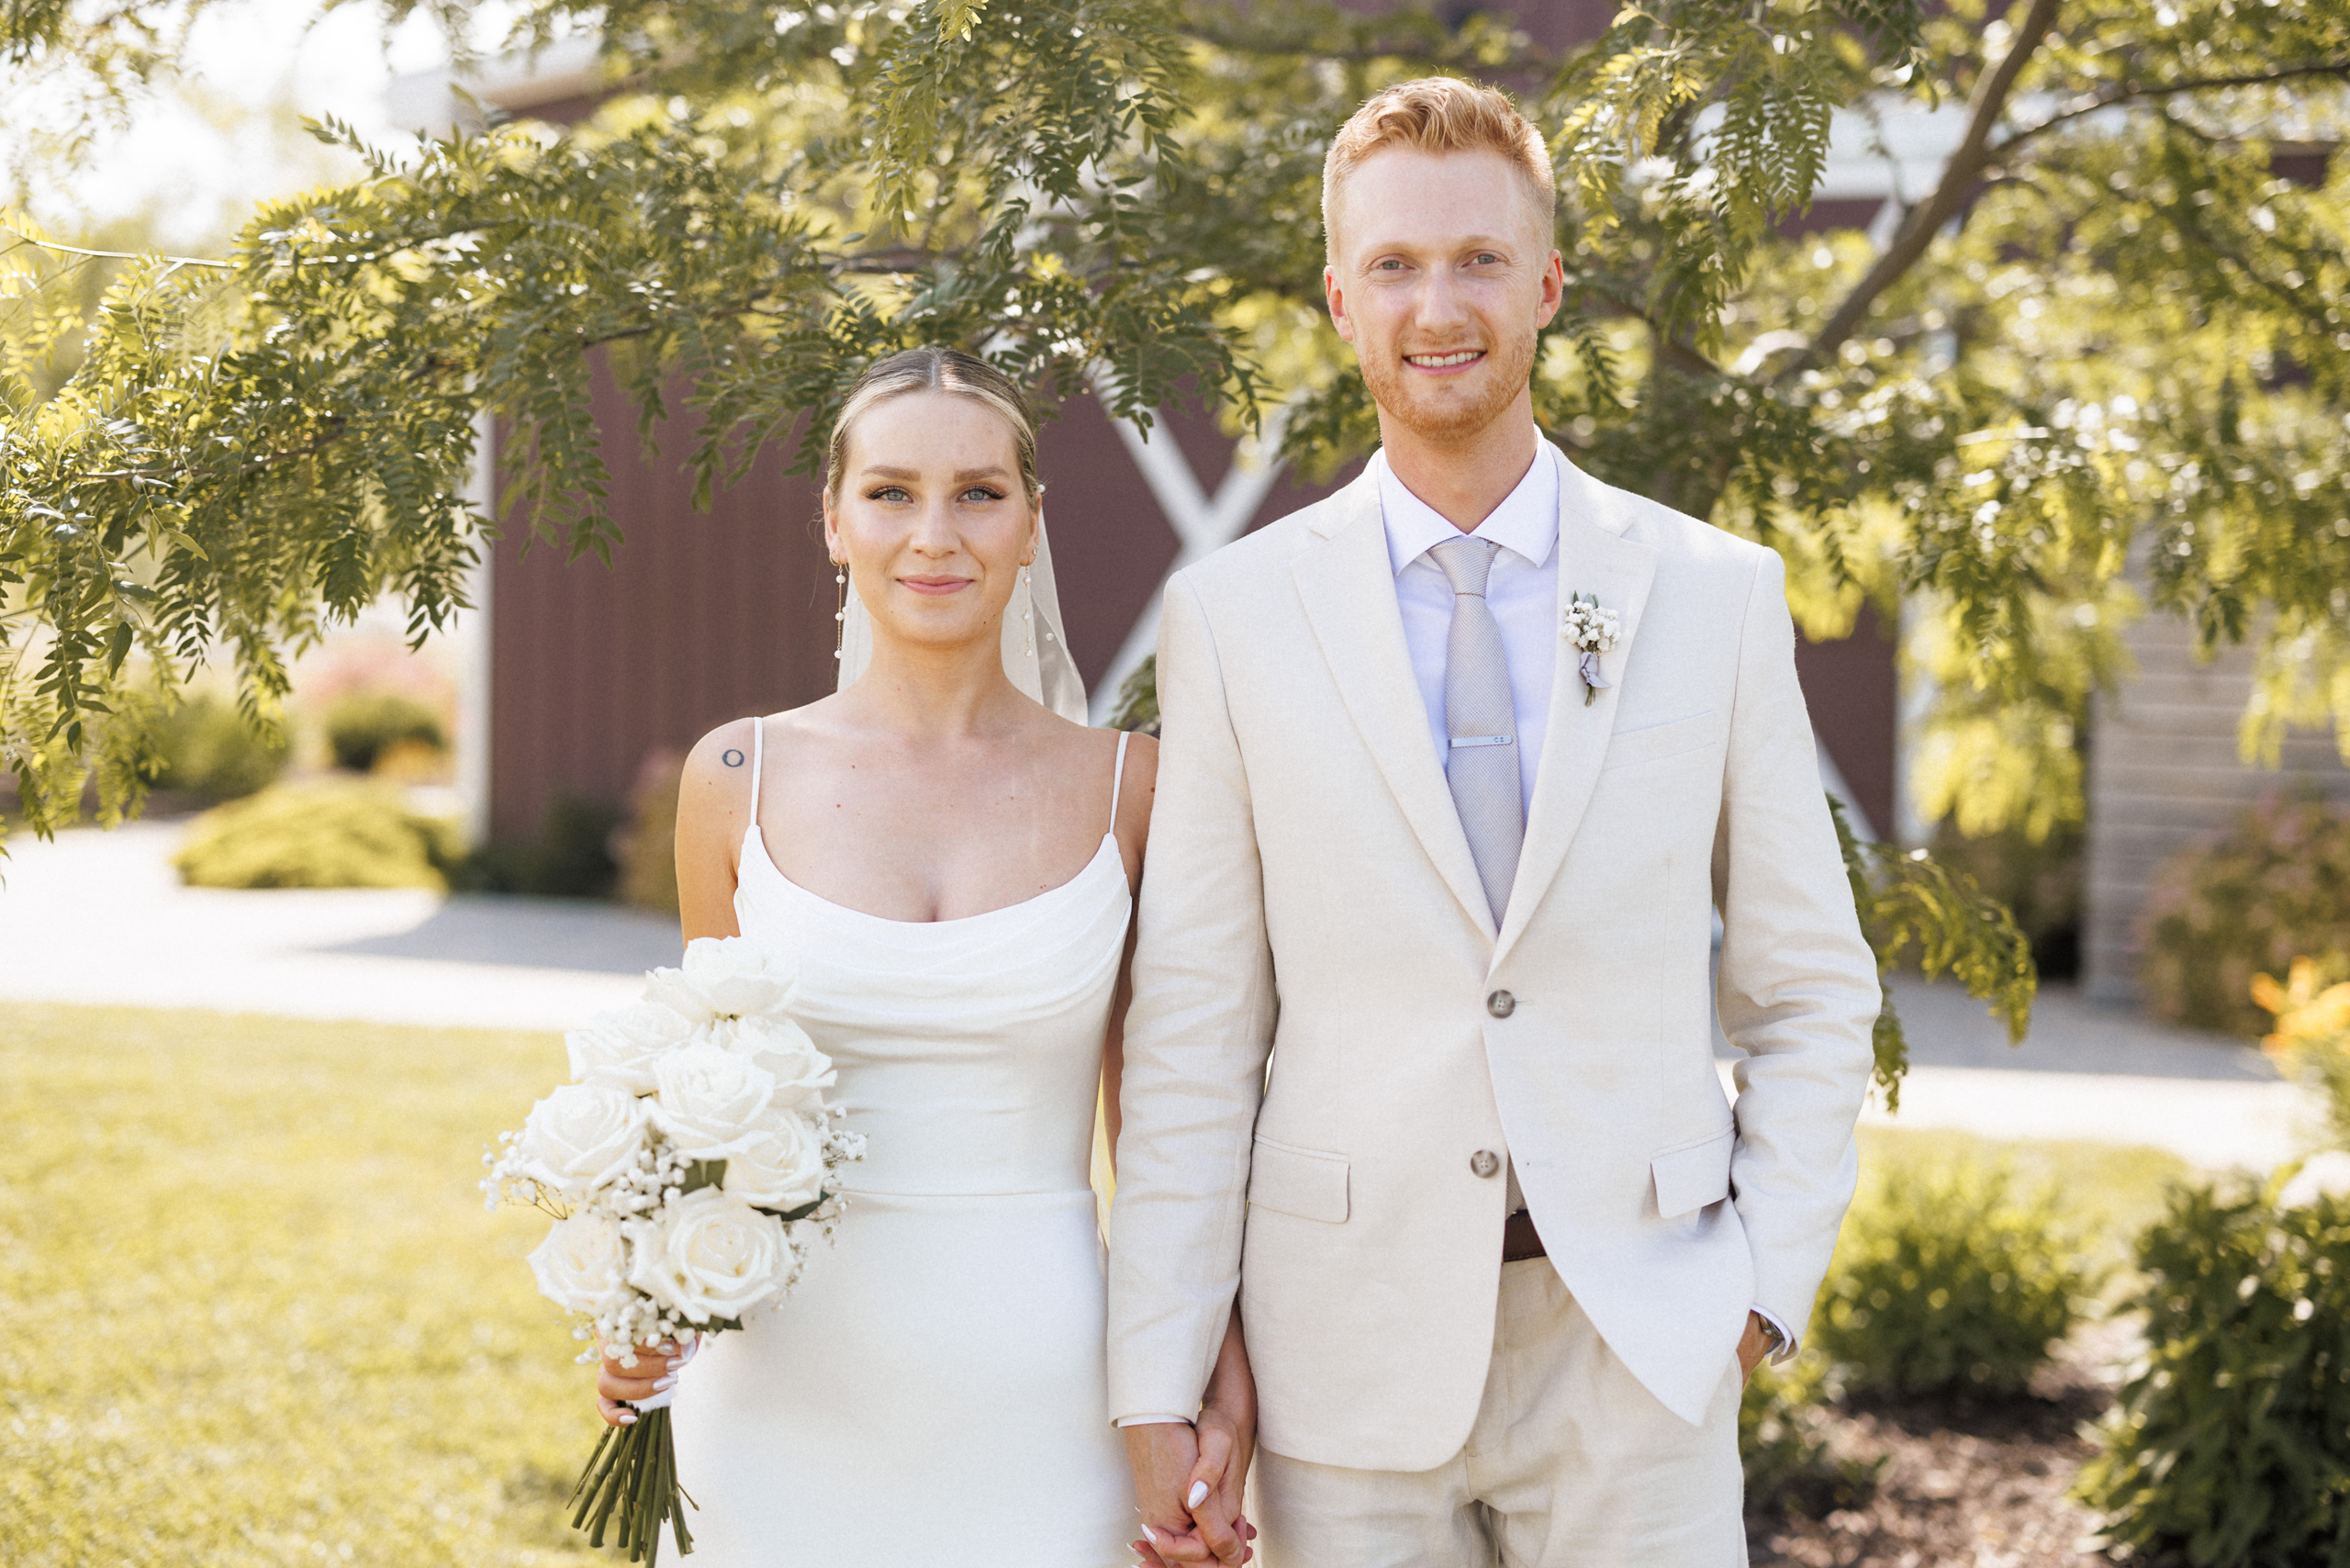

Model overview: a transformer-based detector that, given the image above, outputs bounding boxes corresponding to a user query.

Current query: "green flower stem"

[570,1407,688,1560]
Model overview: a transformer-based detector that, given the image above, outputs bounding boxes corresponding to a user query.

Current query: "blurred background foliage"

[0,0,2343,861]
[2142,793,2350,1037]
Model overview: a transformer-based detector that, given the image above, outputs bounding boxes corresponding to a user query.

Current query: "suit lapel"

[1292,470,1497,939]
[1494,447,1661,965]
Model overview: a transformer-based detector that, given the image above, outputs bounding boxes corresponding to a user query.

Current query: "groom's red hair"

[1322,78,1555,263]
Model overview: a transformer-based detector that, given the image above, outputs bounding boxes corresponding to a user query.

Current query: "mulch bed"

[1747,1321,2138,1567]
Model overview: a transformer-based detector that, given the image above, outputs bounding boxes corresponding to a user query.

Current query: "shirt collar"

[1374,445,1560,578]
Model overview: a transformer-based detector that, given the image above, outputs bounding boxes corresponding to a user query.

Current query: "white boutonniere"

[1561,594,1621,706]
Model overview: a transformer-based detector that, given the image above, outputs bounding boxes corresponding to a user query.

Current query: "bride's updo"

[823,347,1043,508]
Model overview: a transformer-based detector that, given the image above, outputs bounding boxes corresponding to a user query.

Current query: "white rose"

[722,1110,829,1212]
[628,1187,792,1322]
[711,1014,836,1109]
[652,1041,778,1159]
[565,1002,697,1094]
[644,936,795,1024]
[513,1083,648,1198]
[528,1211,632,1314]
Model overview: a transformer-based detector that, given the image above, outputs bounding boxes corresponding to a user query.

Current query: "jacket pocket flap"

[1651,1129,1734,1219]
[1248,1137,1349,1224]
[1602,709,1720,772]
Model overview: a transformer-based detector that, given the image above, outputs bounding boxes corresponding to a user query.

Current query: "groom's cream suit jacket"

[1107,442,1880,1469]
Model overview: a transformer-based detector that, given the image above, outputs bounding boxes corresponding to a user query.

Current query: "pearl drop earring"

[833,564,846,661]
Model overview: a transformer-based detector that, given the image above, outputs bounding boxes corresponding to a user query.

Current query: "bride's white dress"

[668,722,1138,1565]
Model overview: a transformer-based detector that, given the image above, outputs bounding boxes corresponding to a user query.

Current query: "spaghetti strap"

[1108,730,1131,832]
[747,717,765,830]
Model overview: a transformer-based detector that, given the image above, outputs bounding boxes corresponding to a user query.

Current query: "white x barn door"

[1087,404,1292,724]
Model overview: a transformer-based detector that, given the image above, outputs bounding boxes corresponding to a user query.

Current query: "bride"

[591,347,1256,1566]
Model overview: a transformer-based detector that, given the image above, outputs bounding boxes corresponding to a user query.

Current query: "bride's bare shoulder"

[675,717,764,840]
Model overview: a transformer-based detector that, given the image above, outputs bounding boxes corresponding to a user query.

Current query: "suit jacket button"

[1486,990,1516,1018]
[1471,1149,1501,1179]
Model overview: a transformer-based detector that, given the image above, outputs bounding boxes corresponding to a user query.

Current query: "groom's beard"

[1358,327,1539,450]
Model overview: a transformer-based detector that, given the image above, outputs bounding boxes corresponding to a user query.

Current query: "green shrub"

[1929,818,2085,980]
[1740,1353,1878,1518]
[2143,795,2350,1038]
[148,696,286,802]
[2076,1183,2350,1566]
[323,690,447,773]
[458,794,622,899]
[612,749,685,915]
[1812,1161,2089,1399]
[173,779,463,890]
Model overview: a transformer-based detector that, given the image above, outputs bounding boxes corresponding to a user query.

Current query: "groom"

[1109,77,1878,1566]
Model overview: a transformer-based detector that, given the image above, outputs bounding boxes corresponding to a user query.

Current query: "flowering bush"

[2142,796,2350,1038]
[2255,958,2350,1150]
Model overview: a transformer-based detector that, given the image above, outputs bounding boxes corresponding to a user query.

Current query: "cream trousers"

[1252,1260,1747,1568]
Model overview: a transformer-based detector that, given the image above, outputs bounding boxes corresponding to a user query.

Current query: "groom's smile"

[1404,349,1487,372]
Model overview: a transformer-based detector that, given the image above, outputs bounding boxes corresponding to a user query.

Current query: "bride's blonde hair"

[823,347,1043,508]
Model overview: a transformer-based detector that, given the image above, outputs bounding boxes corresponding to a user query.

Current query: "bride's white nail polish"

[1140,1525,1161,1545]
[1187,1481,1210,1509]
[653,1375,677,1392]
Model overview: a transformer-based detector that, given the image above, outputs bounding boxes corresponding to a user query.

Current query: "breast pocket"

[1650,1127,1734,1219]
[1248,1137,1349,1224]
[1601,710,1720,773]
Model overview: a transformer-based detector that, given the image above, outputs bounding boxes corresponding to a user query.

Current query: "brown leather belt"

[1504,1209,1546,1262]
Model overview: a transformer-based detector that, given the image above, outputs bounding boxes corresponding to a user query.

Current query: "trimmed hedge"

[174,780,463,890]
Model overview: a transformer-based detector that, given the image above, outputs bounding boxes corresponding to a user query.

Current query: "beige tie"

[1432,537,1524,925]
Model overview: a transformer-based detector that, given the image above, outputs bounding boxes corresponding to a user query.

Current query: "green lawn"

[1856,1125,2194,1279]
[0,1003,601,1568]
[0,1002,2199,1564]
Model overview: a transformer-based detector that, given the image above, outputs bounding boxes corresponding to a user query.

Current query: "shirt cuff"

[1114,1414,1193,1428]
[1751,1305,1798,1364]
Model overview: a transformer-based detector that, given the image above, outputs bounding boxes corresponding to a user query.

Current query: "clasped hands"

[1125,1403,1258,1567]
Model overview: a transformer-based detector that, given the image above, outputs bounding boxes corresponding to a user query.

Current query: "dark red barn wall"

[487,360,834,842]
[1796,605,1899,841]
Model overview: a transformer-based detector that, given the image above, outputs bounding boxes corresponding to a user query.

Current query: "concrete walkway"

[1845,981,2311,1173]
[0,820,668,1031]
[0,819,2321,1170]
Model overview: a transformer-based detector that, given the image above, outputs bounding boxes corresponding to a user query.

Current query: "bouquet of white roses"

[484,935,863,1563]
